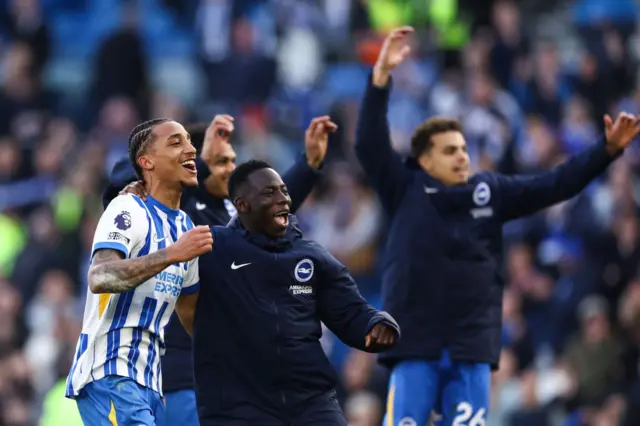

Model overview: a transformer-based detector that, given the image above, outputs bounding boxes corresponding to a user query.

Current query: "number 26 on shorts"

[452,402,486,426]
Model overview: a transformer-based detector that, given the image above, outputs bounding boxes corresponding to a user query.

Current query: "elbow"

[87,268,104,294]
[178,313,194,336]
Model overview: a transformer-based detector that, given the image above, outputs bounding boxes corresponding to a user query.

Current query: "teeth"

[182,160,195,168]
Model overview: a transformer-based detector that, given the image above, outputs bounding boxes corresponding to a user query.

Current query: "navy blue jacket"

[355,74,620,368]
[103,154,322,392]
[193,217,399,421]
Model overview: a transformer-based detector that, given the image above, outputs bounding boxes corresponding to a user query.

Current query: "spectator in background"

[89,2,149,119]
[563,296,625,408]
[1,0,50,76]
[489,0,529,90]
[0,41,57,144]
[301,164,382,288]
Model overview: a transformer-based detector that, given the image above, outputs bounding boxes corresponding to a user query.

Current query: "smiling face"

[234,168,292,238]
[138,121,198,188]
[203,141,237,198]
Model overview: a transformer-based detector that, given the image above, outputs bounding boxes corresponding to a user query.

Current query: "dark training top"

[193,216,399,421]
[354,72,620,368]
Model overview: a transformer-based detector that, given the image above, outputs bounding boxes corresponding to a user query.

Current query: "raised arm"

[355,27,414,213]
[316,246,399,353]
[495,113,640,222]
[283,116,337,213]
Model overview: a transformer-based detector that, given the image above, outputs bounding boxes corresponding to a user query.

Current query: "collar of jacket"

[227,214,304,252]
[404,156,448,190]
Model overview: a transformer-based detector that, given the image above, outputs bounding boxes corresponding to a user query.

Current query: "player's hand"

[374,26,414,74]
[120,181,148,200]
[202,114,235,164]
[604,112,640,154]
[305,116,338,169]
[167,226,213,262]
[365,323,397,348]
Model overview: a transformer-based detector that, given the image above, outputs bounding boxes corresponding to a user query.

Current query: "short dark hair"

[128,118,170,179]
[410,117,463,158]
[228,159,272,200]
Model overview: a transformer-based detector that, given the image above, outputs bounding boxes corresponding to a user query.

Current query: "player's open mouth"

[453,166,468,176]
[181,159,197,174]
[274,211,289,227]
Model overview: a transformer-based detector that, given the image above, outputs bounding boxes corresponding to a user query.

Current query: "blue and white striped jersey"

[66,194,200,398]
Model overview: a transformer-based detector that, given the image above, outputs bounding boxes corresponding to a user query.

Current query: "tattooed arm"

[88,225,212,294]
[88,249,176,294]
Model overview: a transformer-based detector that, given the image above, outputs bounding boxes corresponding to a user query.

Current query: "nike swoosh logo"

[231,262,251,270]
[153,235,167,243]
[195,202,206,210]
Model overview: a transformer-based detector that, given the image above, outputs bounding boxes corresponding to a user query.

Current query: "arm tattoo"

[89,249,173,294]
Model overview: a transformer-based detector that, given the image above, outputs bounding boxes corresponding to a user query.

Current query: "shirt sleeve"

[92,195,149,260]
[179,212,200,295]
[181,258,200,295]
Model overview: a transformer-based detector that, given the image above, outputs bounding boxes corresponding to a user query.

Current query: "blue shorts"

[165,389,199,426]
[76,376,165,426]
[383,351,490,426]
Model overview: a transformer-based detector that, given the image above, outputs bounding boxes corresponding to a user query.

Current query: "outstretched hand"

[305,116,338,169]
[604,112,640,154]
[202,114,235,164]
[372,26,414,87]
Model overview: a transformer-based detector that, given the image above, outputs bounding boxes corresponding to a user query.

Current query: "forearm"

[372,65,391,88]
[282,154,321,213]
[89,249,174,294]
[355,71,392,157]
[175,292,198,337]
[500,140,619,220]
[177,311,194,337]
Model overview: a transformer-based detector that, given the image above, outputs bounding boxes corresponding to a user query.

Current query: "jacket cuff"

[367,70,393,96]
[196,157,212,181]
[600,136,625,160]
[366,311,400,339]
[299,153,324,174]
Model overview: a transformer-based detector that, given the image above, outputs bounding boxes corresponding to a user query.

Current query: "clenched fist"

[167,225,213,262]
[365,323,397,348]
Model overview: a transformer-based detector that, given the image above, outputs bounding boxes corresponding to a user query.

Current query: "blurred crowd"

[0,0,640,425]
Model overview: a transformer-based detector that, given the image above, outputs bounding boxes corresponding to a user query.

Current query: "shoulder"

[102,194,149,224]
[211,225,233,238]
[105,194,147,213]
[303,241,340,269]
[210,225,237,247]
